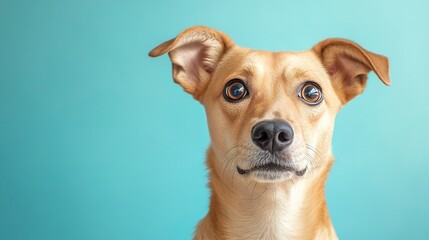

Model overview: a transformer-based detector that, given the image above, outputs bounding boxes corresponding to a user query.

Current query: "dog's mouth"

[236,162,307,176]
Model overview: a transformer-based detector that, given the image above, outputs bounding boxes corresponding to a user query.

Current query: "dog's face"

[150,26,390,183]
[203,49,341,182]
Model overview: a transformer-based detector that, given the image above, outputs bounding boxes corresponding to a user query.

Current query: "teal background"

[1,0,428,239]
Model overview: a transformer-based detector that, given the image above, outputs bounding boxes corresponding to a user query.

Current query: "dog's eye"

[299,82,323,105]
[224,79,248,102]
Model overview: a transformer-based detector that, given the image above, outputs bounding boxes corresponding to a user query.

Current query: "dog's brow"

[237,64,258,79]
[288,67,310,80]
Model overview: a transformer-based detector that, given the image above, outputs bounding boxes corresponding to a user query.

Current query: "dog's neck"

[194,148,337,240]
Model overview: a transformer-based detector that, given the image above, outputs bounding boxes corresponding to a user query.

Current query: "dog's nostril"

[256,131,269,142]
[278,132,289,142]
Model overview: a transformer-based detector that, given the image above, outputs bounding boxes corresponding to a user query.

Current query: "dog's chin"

[251,170,295,183]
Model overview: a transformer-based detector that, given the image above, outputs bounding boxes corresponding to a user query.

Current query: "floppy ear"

[149,26,234,100]
[312,39,390,104]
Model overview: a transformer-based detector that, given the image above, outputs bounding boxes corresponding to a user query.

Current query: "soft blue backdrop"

[1,0,428,239]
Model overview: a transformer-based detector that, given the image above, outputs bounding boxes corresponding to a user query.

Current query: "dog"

[149,26,390,240]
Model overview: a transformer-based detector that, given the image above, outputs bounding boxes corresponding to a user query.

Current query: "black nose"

[251,120,294,152]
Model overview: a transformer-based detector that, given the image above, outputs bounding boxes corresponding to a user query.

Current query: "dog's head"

[150,26,390,183]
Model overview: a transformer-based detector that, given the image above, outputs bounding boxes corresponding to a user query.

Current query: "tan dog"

[149,26,390,240]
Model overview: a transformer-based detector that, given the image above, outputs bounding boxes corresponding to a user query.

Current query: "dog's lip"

[236,162,307,176]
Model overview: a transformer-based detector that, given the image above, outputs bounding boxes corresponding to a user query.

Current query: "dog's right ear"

[149,26,234,100]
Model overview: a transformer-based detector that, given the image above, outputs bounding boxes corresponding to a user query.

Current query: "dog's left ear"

[149,26,234,100]
[312,39,390,104]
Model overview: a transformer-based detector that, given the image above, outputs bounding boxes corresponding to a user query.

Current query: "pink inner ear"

[168,33,225,95]
[329,55,370,80]
[172,41,214,78]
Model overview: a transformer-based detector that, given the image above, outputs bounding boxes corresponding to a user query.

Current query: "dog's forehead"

[213,48,328,86]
